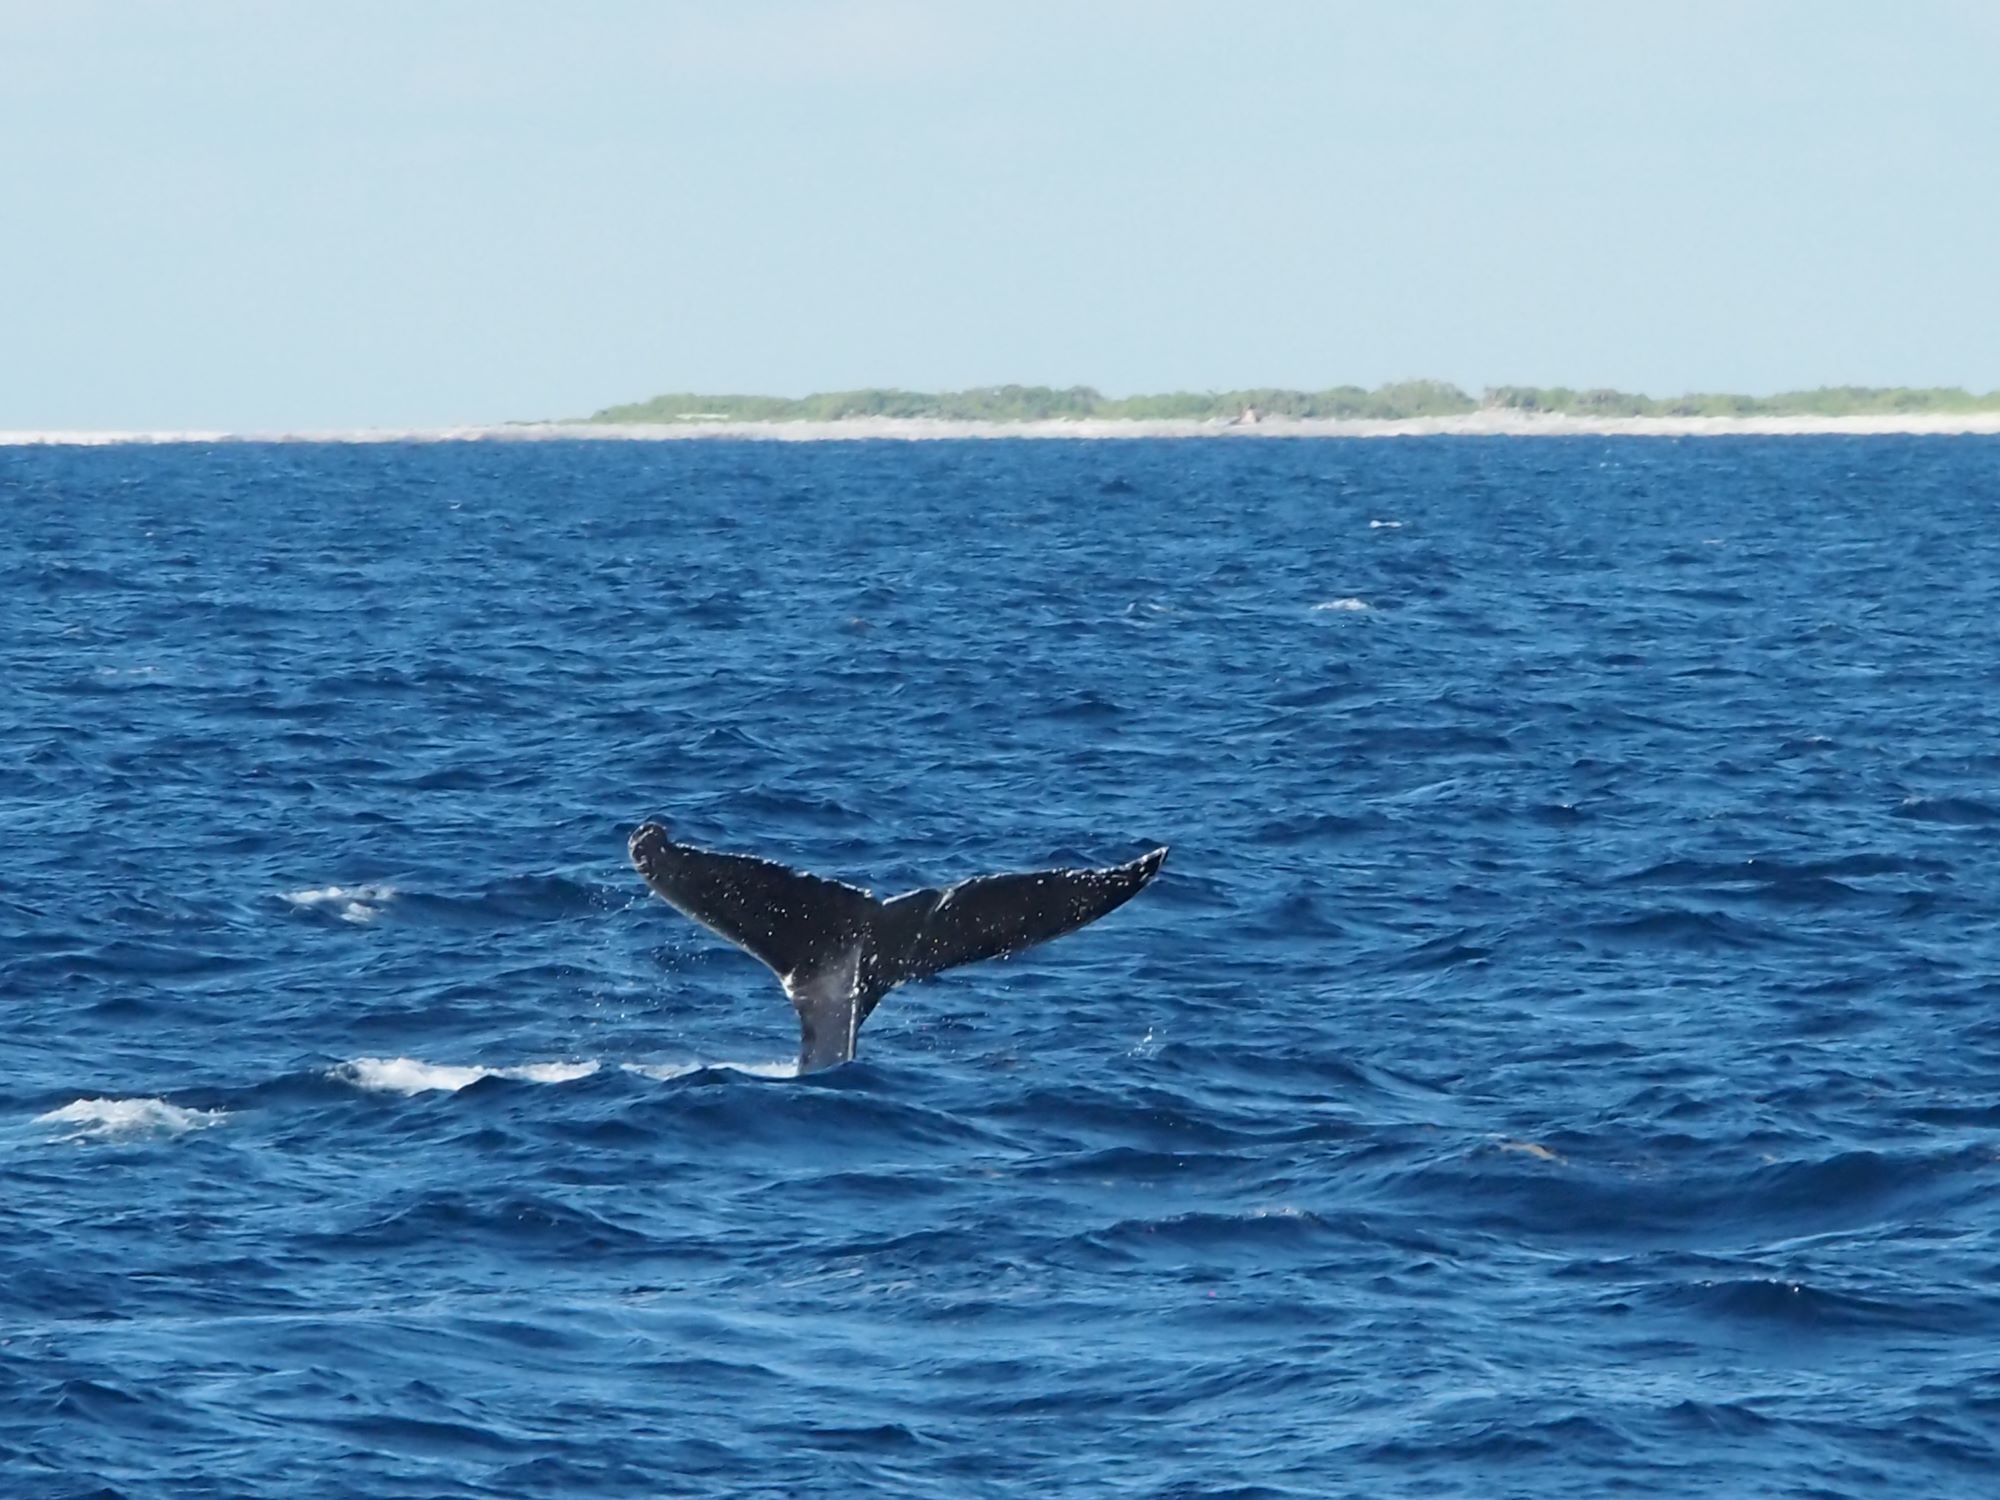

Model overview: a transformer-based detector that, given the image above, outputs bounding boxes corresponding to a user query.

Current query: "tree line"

[584,382,2000,424]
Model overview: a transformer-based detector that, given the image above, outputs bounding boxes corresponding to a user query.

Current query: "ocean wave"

[1895,794,1998,826]
[1584,906,1787,950]
[34,1097,228,1141]
[622,1059,800,1081]
[282,883,397,923]
[327,1056,804,1095]
[316,1190,653,1254]
[331,1057,601,1095]
[398,874,605,926]
[1654,1276,1958,1333]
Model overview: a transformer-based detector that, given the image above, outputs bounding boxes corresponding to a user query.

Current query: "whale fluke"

[628,822,1166,1073]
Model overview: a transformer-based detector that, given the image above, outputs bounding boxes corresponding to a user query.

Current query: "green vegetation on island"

[1481,385,2000,418]
[583,383,2000,425]
[584,382,1476,423]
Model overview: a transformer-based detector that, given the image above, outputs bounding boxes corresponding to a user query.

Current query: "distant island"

[584,382,2000,425]
[9,383,1999,448]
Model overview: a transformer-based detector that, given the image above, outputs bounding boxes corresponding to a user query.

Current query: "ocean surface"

[5,435,1999,1499]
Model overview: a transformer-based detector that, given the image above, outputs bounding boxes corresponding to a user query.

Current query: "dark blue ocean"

[5,436,2000,1498]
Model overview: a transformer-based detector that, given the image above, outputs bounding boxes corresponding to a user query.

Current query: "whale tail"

[628,823,1166,1073]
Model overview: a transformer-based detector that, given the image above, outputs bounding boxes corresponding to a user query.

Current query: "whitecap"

[1368,519,1403,529]
[36,1097,227,1141]
[623,1059,800,1082]
[332,1057,600,1095]
[1311,598,1371,612]
[283,883,397,923]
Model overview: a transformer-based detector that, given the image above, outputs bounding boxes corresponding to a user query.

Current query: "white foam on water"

[1369,519,1403,529]
[333,1057,601,1095]
[1312,598,1371,612]
[283,883,397,924]
[36,1097,228,1141]
[333,1055,802,1096]
[623,1059,800,1082]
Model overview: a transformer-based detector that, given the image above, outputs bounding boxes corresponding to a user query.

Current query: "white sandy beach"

[5,412,2000,445]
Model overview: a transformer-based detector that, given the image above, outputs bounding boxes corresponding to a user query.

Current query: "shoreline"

[6,412,2000,445]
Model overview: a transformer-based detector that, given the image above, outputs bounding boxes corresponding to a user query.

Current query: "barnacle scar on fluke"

[628,821,1167,1073]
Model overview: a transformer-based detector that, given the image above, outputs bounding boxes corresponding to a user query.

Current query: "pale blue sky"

[3,1,1996,428]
